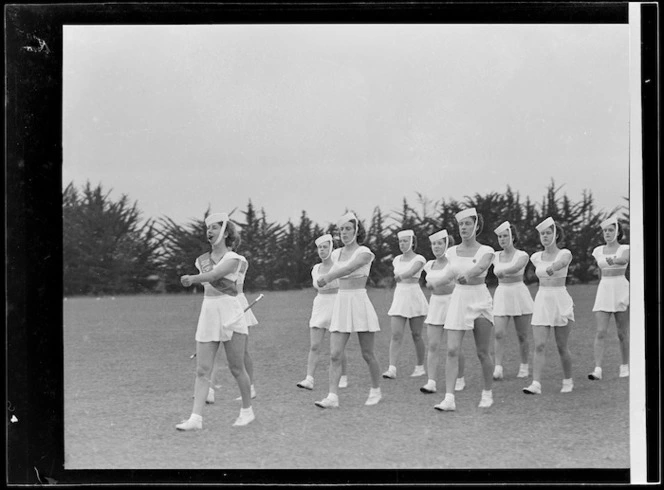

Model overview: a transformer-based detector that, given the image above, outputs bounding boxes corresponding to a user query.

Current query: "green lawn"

[63,284,629,469]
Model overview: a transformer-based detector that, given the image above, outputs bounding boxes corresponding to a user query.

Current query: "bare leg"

[358,332,381,388]
[531,326,551,384]
[306,327,326,378]
[554,323,573,379]
[473,317,494,391]
[593,311,611,369]
[514,314,532,365]
[409,316,426,365]
[192,341,220,415]
[388,316,407,368]
[426,324,444,382]
[493,315,509,368]
[328,332,350,396]
[445,330,465,394]
[223,333,251,409]
[244,330,254,385]
[615,310,630,365]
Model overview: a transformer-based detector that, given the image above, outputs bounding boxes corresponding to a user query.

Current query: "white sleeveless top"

[194,250,243,283]
[392,254,426,279]
[312,263,339,291]
[236,255,248,286]
[592,244,629,273]
[531,249,572,280]
[446,245,495,280]
[492,250,529,276]
[329,246,374,279]
[423,259,454,283]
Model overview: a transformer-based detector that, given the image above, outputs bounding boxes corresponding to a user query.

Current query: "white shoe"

[420,380,437,394]
[232,409,255,427]
[314,396,339,409]
[382,368,396,379]
[434,396,456,411]
[206,387,215,404]
[454,377,466,391]
[365,389,382,406]
[410,366,426,377]
[560,379,574,393]
[517,364,529,378]
[235,386,257,401]
[338,375,348,388]
[478,391,493,408]
[523,381,541,395]
[588,368,602,381]
[297,378,314,390]
[619,365,629,378]
[175,417,202,431]
[493,365,504,380]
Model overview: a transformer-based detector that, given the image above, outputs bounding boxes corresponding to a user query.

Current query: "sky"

[63,24,630,228]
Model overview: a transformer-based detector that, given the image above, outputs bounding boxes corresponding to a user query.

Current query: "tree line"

[63,180,629,296]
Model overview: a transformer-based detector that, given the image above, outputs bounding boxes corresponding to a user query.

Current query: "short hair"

[447,235,456,247]
[354,219,366,245]
[554,223,565,244]
[615,222,624,241]
[510,224,520,246]
[468,213,484,235]
[225,221,241,249]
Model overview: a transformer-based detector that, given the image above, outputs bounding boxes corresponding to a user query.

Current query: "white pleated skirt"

[493,282,535,316]
[309,293,337,329]
[532,286,575,327]
[329,289,381,333]
[195,295,249,342]
[425,293,452,326]
[388,282,429,318]
[444,284,494,331]
[237,293,259,326]
[593,276,629,312]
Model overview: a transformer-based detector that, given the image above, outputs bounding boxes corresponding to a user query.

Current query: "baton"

[189,294,265,359]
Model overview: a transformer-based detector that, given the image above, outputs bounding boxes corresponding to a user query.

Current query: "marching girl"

[420,230,467,395]
[434,208,495,411]
[491,221,534,380]
[588,216,630,380]
[314,212,383,408]
[177,213,255,429]
[523,217,574,395]
[297,234,348,391]
[382,230,428,380]
[206,249,259,404]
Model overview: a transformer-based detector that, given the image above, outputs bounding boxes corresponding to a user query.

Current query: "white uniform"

[194,251,248,342]
[309,263,339,329]
[444,245,495,331]
[592,244,629,312]
[328,246,380,333]
[422,260,453,326]
[492,250,534,316]
[387,254,428,318]
[530,250,574,327]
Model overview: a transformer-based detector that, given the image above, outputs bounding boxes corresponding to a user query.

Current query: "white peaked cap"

[429,230,448,242]
[315,234,333,246]
[536,216,555,232]
[398,230,415,239]
[205,212,229,227]
[336,211,358,228]
[600,216,619,229]
[455,208,477,222]
[494,221,511,235]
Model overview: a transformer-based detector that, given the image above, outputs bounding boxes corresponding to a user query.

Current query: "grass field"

[63,284,629,470]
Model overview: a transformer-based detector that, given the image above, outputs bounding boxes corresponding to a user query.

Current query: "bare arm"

[458,252,493,283]
[498,255,529,277]
[319,252,372,285]
[396,260,425,281]
[181,258,240,287]
[546,250,572,276]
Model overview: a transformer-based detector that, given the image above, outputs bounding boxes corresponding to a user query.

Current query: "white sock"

[190,413,202,422]
[482,389,492,397]
[531,380,541,388]
[327,392,339,402]
[415,365,424,369]
[389,365,396,372]
[594,367,602,374]
[445,393,455,401]
[370,387,381,396]
[563,378,573,384]
[305,375,314,383]
[427,379,436,388]
[240,406,253,416]
[520,363,529,369]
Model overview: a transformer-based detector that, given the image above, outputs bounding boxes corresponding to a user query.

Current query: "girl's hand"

[546,266,554,276]
[606,256,615,266]
[394,274,402,283]
[317,276,327,288]
[457,274,467,285]
[495,271,505,279]
[181,275,193,287]
[425,280,434,290]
